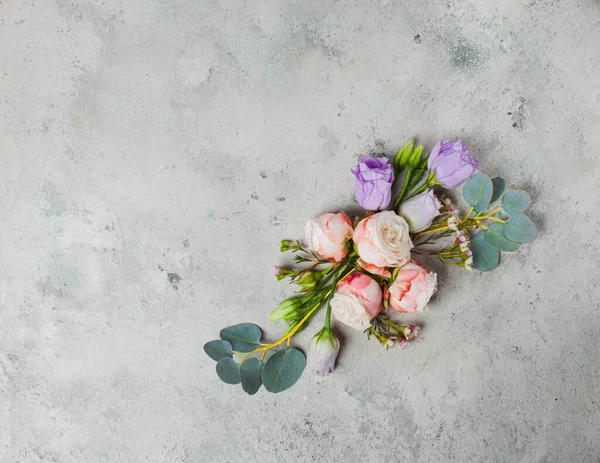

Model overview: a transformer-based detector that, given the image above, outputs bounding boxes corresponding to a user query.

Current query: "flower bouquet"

[204,139,537,394]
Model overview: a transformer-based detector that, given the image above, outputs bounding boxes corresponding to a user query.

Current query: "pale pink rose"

[357,258,391,278]
[387,261,437,313]
[353,211,413,268]
[331,272,382,330]
[305,212,353,262]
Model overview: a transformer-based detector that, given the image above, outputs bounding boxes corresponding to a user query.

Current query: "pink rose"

[331,272,382,330]
[387,261,437,313]
[353,211,413,268]
[305,212,353,262]
[357,258,391,278]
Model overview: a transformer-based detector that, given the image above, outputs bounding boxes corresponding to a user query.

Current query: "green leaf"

[240,358,264,395]
[490,177,505,203]
[470,232,500,271]
[220,323,262,352]
[262,348,306,393]
[483,223,520,252]
[504,213,537,243]
[216,357,241,384]
[463,173,493,213]
[203,340,234,361]
[502,190,531,214]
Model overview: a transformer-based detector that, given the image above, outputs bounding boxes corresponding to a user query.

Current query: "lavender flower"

[428,140,478,189]
[351,156,394,211]
[398,189,442,232]
[307,328,340,376]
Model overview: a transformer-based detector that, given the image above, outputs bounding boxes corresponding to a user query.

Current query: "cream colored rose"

[353,211,413,268]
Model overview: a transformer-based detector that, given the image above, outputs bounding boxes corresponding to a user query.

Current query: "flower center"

[382,224,401,248]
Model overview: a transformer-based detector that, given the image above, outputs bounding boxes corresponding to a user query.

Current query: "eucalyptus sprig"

[204,247,358,394]
[412,173,536,271]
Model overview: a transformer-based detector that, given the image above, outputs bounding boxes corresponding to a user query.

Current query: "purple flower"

[427,140,478,189]
[307,328,340,376]
[351,156,394,211]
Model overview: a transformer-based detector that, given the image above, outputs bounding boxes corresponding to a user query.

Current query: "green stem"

[392,167,413,209]
[390,166,405,194]
[407,168,425,191]
[406,181,428,200]
[406,172,436,200]
[326,261,357,327]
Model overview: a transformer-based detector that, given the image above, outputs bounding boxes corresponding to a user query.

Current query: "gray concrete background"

[1,0,599,461]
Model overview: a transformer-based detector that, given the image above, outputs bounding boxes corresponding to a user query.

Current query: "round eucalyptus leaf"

[240,358,264,395]
[483,223,520,252]
[220,323,262,352]
[502,190,531,214]
[463,173,493,213]
[490,177,506,203]
[504,213,537,243]
[470,231,500,271]
[262,348,306,393]
[216,357,241,384]
[203,340,233,361]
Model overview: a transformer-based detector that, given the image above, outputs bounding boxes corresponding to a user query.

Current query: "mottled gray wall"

[1,0,599,462]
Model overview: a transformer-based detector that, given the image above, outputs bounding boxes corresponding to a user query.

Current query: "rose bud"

[387,261,437,313]
[351,155,394,211]
[295,268,330,291]
[353,211,413,268]
[427,140,478,189]
[331,272,382,330]
[397,189,442,232]
[307,327,340,376]
[305,212,353,262]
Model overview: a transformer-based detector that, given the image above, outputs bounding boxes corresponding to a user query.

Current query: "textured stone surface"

[1,1,600,461]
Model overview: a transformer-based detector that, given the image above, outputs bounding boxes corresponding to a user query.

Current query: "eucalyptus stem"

[239,299,324,363]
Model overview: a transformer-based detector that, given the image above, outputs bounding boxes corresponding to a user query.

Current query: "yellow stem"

[458,207,473,227]
[479,207,502,219]
[418,225,449,236]
[487,217,506,223]
[238,292,331,363]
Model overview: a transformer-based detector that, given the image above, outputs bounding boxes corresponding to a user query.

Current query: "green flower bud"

[269,297,303,322]
[394,139,415,171]
[280,240,300,252]
[408,144,424,168]
[296,272,317,290]
[273,266,296,281]
[295,268,329,291]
